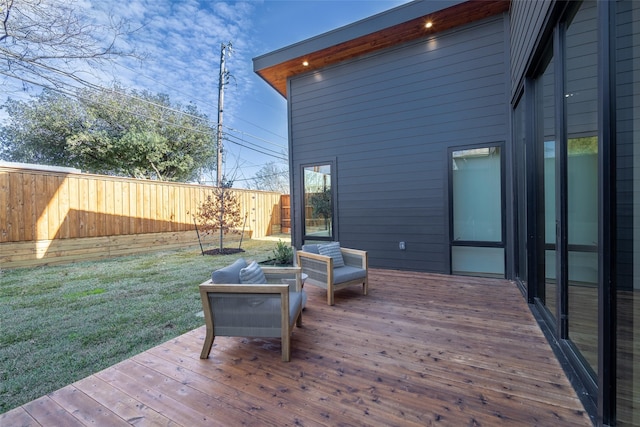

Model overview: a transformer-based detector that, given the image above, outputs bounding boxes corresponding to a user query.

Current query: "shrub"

[272,240,293,265]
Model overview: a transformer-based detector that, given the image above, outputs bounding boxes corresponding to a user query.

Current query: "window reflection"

[303,164,332,239]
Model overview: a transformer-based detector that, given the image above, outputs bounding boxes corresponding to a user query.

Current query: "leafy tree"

[248,161,289,193]
[309,187,332,231]
[0,90,87,165]
[196,179,244,253]
[0,87,216,181]
[0,0,133,92]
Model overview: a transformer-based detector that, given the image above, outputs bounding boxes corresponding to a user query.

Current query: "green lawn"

[0,238,279,414]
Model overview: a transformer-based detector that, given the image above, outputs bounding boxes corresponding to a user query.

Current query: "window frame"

[300,160,337,243]
[448,141,507,277]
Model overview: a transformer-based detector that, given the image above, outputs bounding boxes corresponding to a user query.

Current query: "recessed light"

[425,21,433,29]
[302,61,309,66]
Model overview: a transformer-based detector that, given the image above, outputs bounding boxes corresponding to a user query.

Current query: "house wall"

[509,0,554,99]
[288,15,509,273]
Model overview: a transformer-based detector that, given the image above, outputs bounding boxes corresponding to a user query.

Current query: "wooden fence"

[0,166,284,268]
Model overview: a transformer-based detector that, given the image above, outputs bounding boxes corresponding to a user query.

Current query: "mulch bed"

[202,248,245,256]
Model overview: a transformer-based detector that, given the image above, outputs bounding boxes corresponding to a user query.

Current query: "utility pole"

[216,42,231,187]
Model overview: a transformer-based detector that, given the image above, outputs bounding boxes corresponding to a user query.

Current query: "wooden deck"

[1,269,592,426]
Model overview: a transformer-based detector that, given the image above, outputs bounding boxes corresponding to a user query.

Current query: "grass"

[0,237,279,414]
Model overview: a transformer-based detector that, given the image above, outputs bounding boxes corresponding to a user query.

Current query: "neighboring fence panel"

[281,194,291,233]
[0,166,283,268]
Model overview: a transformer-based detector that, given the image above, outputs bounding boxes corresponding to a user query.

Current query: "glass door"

[532,0,599,379]
[565,0,599,376]
[534,49,557,322]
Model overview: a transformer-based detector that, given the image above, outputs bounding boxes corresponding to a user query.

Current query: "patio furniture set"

[199,242,368,361]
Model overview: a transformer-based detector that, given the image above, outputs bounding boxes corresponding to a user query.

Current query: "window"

[450,144,505,277]
[303,164,333,241]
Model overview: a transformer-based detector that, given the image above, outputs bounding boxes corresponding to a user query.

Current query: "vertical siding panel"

[176,186,185,231]
[15,173,26,241]
[163,184,170,231]
[155,182,162,232]
[136,182,145,234]
[87,178,97,237]
[23,173,35,241]
[34,174,48,241]
[56,176,69,239]
[8,173,22,241]
[128,182,137,234]
[121,181,130,235]
[104,179,115,236]
[95,179,106,236]
[0,171,7,242]
[113,180,123,235]
[76,178,88,238]
[146,182,154,233]
[66,176,79,239]
[45,176,57,241]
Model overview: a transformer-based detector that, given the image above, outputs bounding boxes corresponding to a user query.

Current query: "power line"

[223,134,287,161]
[113,61,288,143]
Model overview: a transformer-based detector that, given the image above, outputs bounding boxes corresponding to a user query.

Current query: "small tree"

[197,179,243,253]
[309,187,332,231]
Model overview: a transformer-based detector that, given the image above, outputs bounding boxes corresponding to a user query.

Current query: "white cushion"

[239,261,267,284]
[318,242,345,268]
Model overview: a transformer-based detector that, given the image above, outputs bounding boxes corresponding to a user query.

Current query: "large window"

[303,164,333,241]
[450,144,505,277]
[615,1,640,424]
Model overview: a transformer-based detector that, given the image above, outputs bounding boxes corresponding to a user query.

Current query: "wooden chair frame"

[296,247,368,305]
[199,267,303,362]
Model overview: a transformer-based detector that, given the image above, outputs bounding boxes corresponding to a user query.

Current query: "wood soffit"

[256,0,510,98]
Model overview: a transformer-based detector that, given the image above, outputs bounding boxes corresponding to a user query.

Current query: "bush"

[272,240,293,265]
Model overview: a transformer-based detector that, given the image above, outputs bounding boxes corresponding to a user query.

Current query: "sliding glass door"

[532,0,599,382]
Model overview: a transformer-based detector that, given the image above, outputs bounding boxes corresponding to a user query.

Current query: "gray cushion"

[239,261,267,284]
[332,265,366,285]
[288,292,304,325]
[318,242,345,268]
[211,258,247,284]
[301,244,320,254]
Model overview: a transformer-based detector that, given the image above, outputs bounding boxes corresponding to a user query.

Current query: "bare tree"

[196,178,244,254]
[0,0,134,92]
[249,161,290,194]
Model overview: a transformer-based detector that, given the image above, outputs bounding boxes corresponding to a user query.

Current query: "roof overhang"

[253,0,510,98]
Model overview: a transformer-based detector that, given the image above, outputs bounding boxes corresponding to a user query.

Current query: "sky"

[2,0,411,187]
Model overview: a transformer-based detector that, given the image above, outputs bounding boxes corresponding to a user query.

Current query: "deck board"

[1,269,592,426]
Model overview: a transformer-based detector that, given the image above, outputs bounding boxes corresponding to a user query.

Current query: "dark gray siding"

[615,0,640,290]
[510,0,554,99]
[289,16,508,273]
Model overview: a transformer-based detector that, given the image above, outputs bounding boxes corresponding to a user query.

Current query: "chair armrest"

[263,266,302,292]
[296,251,332,284]
[199,280,290,295]
[340,247,368,270]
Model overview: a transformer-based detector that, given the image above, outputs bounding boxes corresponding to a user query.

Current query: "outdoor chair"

[296,242,368,306]
[199,258,304,362]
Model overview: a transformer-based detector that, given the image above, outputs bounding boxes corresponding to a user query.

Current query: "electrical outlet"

[399,241,406,250]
